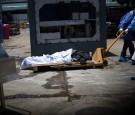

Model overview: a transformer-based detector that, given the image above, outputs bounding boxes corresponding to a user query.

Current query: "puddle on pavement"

[42,71,73,89]
[42,71,75,102]
[5,71,85,102]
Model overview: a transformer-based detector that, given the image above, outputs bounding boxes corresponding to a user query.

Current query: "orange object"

[21,22,26,29]
[92,31,126,66]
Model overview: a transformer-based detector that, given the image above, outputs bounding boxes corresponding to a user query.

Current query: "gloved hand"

[117,28,123,36]
[125,29,128,32]
[119,28,123,32]
[125,29,128,34]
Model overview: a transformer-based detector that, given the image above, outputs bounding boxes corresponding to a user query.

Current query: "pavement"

[1,28,135,115]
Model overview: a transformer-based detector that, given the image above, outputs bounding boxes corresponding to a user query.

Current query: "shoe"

[118,56,128,62]
[131,60,135,65]
[127,56,132,60]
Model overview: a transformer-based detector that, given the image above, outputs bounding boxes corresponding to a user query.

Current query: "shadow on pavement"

[74,106,122,115]
[0,105,31,115]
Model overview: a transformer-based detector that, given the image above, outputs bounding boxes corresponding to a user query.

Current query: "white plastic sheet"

[20,49,75,69]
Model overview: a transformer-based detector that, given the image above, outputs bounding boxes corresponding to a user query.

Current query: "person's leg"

[120,39,128,57]
[118,39,129,62]
[128,41,134,57]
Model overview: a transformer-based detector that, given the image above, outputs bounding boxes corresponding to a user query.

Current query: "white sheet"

[20,49,75,70]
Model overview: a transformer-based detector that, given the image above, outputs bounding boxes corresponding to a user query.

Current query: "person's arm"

[127,16,135,31]
[119,12,134,29]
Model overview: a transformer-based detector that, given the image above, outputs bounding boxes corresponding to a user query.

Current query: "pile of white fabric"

[20,49,75,70]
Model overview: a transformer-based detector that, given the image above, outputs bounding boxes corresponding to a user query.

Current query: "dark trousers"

[121,39,134,58]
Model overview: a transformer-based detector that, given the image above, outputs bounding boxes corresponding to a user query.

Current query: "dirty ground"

[1,28,135,115]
